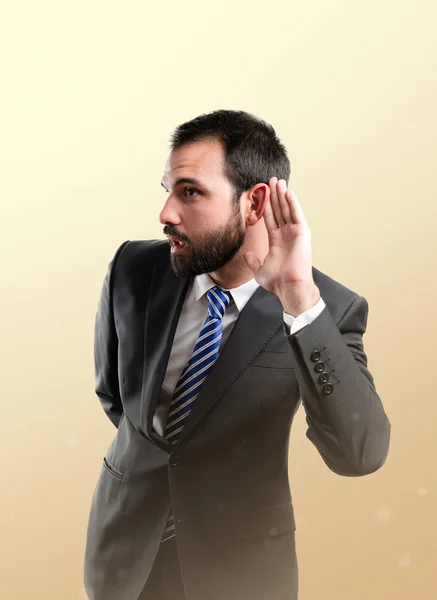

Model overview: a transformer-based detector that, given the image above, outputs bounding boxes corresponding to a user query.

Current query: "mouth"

[167,236,188,252]
[168,236,186,245]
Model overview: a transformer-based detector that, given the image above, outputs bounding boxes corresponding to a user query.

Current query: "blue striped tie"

[161,286,233,543]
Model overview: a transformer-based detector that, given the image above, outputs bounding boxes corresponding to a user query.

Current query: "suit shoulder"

[115,239,169,268]
[312,266,364,322]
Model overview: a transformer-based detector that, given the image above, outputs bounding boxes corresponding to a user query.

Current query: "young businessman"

[84,110,390,600]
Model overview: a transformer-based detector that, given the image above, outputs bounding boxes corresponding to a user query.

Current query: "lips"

[168,235,186,246]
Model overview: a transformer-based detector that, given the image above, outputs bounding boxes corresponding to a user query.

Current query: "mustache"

[163,227,190,244]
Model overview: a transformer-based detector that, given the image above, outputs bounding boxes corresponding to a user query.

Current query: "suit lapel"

[173,284,284,447]
[175,286,283,447]
[141,259,284,451]
[140,263,191,451]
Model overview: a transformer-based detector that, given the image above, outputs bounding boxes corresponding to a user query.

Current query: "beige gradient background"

[1,1,436,599]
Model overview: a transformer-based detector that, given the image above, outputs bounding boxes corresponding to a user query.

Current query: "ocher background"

[1,1,436,598]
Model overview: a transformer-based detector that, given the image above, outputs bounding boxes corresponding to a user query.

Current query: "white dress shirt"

[152,273,326,435]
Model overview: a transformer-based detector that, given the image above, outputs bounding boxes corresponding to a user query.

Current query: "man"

[84,110,390,600]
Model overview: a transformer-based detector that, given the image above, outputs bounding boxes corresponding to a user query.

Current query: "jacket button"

[314,361,325,373]
[322,383,334,396]
[318,372,329,384]
[311,350,321,362]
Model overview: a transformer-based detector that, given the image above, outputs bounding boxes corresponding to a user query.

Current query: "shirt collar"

[193,272,260,313]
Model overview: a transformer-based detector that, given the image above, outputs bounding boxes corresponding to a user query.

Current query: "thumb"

[244,251,262,276]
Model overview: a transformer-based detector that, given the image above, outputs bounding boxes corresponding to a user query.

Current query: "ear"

[246,183,269,224]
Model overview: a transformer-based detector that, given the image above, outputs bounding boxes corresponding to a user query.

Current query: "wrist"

[279,283,320,317]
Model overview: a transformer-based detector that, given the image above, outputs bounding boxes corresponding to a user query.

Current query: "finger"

[286,189,307,226]
[269,177,285,227]
[277,179,292,223]
[262,189,278,233]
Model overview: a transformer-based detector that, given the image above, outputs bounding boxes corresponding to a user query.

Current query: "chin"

[170,257,193,279]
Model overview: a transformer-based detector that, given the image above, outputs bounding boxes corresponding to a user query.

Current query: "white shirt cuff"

[283,296,326,334]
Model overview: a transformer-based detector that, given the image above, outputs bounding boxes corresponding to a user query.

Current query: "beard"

[166,205,246,279]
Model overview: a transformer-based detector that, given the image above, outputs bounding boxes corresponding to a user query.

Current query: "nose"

[159,195,181,227]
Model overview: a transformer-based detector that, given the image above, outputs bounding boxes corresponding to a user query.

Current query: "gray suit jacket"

[84,239,390,600]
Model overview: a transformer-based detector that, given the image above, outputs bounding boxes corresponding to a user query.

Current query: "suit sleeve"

[94,241,130,428]
[283,296,326,334]
[287,295,391,476]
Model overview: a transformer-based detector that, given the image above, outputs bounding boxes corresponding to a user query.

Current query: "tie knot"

[207,287,232,320]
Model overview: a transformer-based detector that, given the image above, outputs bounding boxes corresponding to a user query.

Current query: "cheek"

[189,213,211,234]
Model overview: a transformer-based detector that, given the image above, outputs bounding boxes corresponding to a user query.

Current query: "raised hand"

[244,177,320,317]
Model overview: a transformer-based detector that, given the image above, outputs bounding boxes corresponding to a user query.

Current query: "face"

[159,139,246,278]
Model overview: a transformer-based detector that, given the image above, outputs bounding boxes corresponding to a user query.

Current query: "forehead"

[162,138,226,186]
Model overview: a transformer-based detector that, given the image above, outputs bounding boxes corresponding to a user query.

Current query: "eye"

[184,187,199,198]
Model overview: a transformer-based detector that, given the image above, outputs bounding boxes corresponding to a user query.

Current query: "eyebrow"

[160,177,205,191]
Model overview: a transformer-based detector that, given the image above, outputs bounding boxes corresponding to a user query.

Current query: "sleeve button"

[318,372,329,384]
[311,350,321,362]
[322,383,334,395]
[314,361,325,373]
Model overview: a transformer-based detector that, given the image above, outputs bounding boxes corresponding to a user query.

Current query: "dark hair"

[169,109,290,205]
